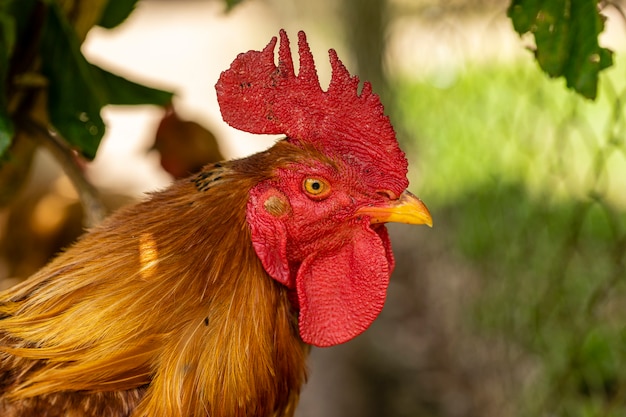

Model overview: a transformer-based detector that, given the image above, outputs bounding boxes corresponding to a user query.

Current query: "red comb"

[216,30,408,192]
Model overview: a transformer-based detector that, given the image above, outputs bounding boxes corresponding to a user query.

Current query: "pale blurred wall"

[82,0,347,197]
[80,0,535,198]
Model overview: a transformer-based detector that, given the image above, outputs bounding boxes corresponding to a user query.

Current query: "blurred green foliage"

[41,1,172,158]
[98,0,139,29]
[508,0,613,99]
[0,0,173,161]
[395,52,626,415]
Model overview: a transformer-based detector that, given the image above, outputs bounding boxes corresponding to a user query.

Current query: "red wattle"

[295,224,393,347]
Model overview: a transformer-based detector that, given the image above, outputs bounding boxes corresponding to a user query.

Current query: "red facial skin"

[247,148,400,347]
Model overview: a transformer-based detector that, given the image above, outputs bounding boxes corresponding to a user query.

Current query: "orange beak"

[356,190,433,227]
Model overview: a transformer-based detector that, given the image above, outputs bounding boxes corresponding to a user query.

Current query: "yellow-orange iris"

[303,177,331,199]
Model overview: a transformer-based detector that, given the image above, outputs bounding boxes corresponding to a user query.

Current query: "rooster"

[0,30,432,417]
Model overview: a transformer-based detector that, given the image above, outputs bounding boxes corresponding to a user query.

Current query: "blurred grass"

[393,55,626,416]
[396,56,626,208]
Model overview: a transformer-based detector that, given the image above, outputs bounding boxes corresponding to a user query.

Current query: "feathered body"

[0,30,431,416]
[0,144,309,416]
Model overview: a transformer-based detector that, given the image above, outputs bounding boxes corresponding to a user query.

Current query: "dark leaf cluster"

[0,0,173,160]
[508,0,613,99]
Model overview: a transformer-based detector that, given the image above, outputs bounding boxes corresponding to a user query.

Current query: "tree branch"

[24,119,107,228]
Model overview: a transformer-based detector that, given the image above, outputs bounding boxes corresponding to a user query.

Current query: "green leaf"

[0,3,16,158]
[92,64,173,106]
[39,1,174,159]
[508,0,613,99]
[3,0,37,42]
[224,0,245,11]
[0,109,13,157]
[40,1,106,159]
[98,0,139,29]
[0,8,15,56]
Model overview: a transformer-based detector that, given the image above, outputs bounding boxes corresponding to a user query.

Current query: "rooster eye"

[303,178,331,200]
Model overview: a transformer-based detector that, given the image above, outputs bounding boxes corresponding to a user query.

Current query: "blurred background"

[2,0,626,416]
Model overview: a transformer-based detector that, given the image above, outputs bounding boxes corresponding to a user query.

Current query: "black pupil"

[311,181,321,191]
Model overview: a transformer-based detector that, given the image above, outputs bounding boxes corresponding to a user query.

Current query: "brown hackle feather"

[0,140,310,417]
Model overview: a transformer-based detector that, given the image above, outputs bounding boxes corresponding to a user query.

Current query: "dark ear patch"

[264,195,291,217]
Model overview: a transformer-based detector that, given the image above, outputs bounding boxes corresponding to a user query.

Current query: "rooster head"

[216,30,432,347]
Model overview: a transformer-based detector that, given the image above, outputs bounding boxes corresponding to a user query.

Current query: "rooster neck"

[137,167,310,416]
[0,161,308,417]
